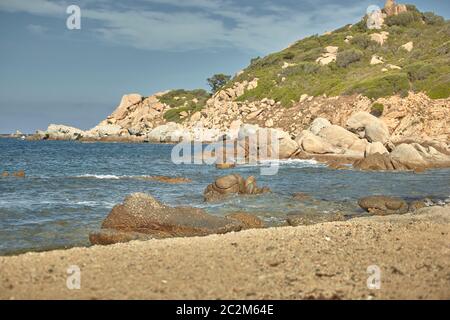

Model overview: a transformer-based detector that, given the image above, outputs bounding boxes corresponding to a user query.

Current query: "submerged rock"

[292,192,313,201]
[286,212,346,226]
[358,196,409,216]
[89,229,155,245]
[90,193,243,245]
[408,200,428,212]
[204,174,271,202]
[226,213,265,229]
[12,170,25,178]
[1,171,9,177]
[216,163,236,170]
[140,176,192,184]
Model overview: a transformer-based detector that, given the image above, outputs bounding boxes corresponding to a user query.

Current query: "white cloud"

[0,0,369,53]
[26,24,49,35]
[0,0,65,15]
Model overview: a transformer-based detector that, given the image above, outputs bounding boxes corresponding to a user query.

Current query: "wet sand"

[0,206,449,300]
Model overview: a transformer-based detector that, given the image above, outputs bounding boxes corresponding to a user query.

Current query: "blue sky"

[0,0,449,133]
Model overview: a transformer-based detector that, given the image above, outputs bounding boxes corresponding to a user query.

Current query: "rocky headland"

[26,1,449,171]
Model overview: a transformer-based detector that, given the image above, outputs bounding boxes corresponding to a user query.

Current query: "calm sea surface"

[0,138,449,255]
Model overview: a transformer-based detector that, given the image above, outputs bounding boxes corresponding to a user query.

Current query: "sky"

[0,0,449,133]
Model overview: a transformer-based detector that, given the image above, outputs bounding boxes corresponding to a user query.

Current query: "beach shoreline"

[1,205,449,300]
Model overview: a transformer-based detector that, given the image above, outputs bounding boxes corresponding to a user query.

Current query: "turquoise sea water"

[0,138,449,255]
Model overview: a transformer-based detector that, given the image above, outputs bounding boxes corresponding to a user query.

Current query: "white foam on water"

[75,174,123,180]
[243,158,323,168]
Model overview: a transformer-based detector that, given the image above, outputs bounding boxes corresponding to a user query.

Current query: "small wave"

[75,174,125,180]
[244,158,323,168]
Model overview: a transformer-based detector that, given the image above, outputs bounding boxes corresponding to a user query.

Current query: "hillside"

[34,2,450,144]
[230,5,450,107]
[157,3,449,119]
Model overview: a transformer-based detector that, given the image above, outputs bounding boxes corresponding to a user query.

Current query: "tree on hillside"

[207,74,231,93]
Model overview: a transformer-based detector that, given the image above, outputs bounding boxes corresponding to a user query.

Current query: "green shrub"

[405,4,420,13]
[370,103,384,117]
[250,57,261,66]
[351,34,371,49]
[436,41,450,55]
[385,11,422,27]
[406,63,437,81]
[440,24,450,37]
[302,62,321,74]
[427,75,450,99]
[160,89,210,122]
[207,74,232,93]
[423,12,445,25]
[388,25,404,35]
[336,49,364,68]
[352,17,368,32]
[159,89,210,108]
[281,62,320,77]
[346,73,410,99]
[283,52,295,60]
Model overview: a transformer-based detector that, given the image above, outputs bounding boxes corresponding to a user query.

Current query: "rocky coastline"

[24,92,450,173]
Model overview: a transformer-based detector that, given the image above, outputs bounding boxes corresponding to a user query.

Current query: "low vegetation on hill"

[162,6,449,118]
[231,6,450,106]
[160,89,210,122]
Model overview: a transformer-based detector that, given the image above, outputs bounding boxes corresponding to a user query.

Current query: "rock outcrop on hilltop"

[368,0,408,30]
[384,0,408,17]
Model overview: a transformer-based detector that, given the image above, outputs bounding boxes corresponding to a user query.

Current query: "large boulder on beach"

[355,143,450,171]
[390,143,427,167]
[358,196,409,216]
[296,130,341,154]
[89,193,243,245]
[204,174,270,202]
[86,124,123,138]
[318,125,367,152]
[365,142,389,157]
[391,143,450,169]
[238,125,298,159]
[45,124,84,140]
[354,153,404,171]
[272,129,299,159]
[346,112,390,144]
[309,118,331,135]
[147,122,190,143]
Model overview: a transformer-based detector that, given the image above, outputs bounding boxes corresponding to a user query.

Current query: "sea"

[0,138,449,255]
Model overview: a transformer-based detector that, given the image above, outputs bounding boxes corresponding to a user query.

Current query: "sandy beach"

[1,205,449,300]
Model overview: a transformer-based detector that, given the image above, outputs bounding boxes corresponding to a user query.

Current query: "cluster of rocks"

[354,142,450,171]
[357,195,439,216]
[203,174,270,202]
[295,112,390,159]
[316,46,338,66]
[1,170,25,178]
[292,110,450,171]
[89,176,447,246]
